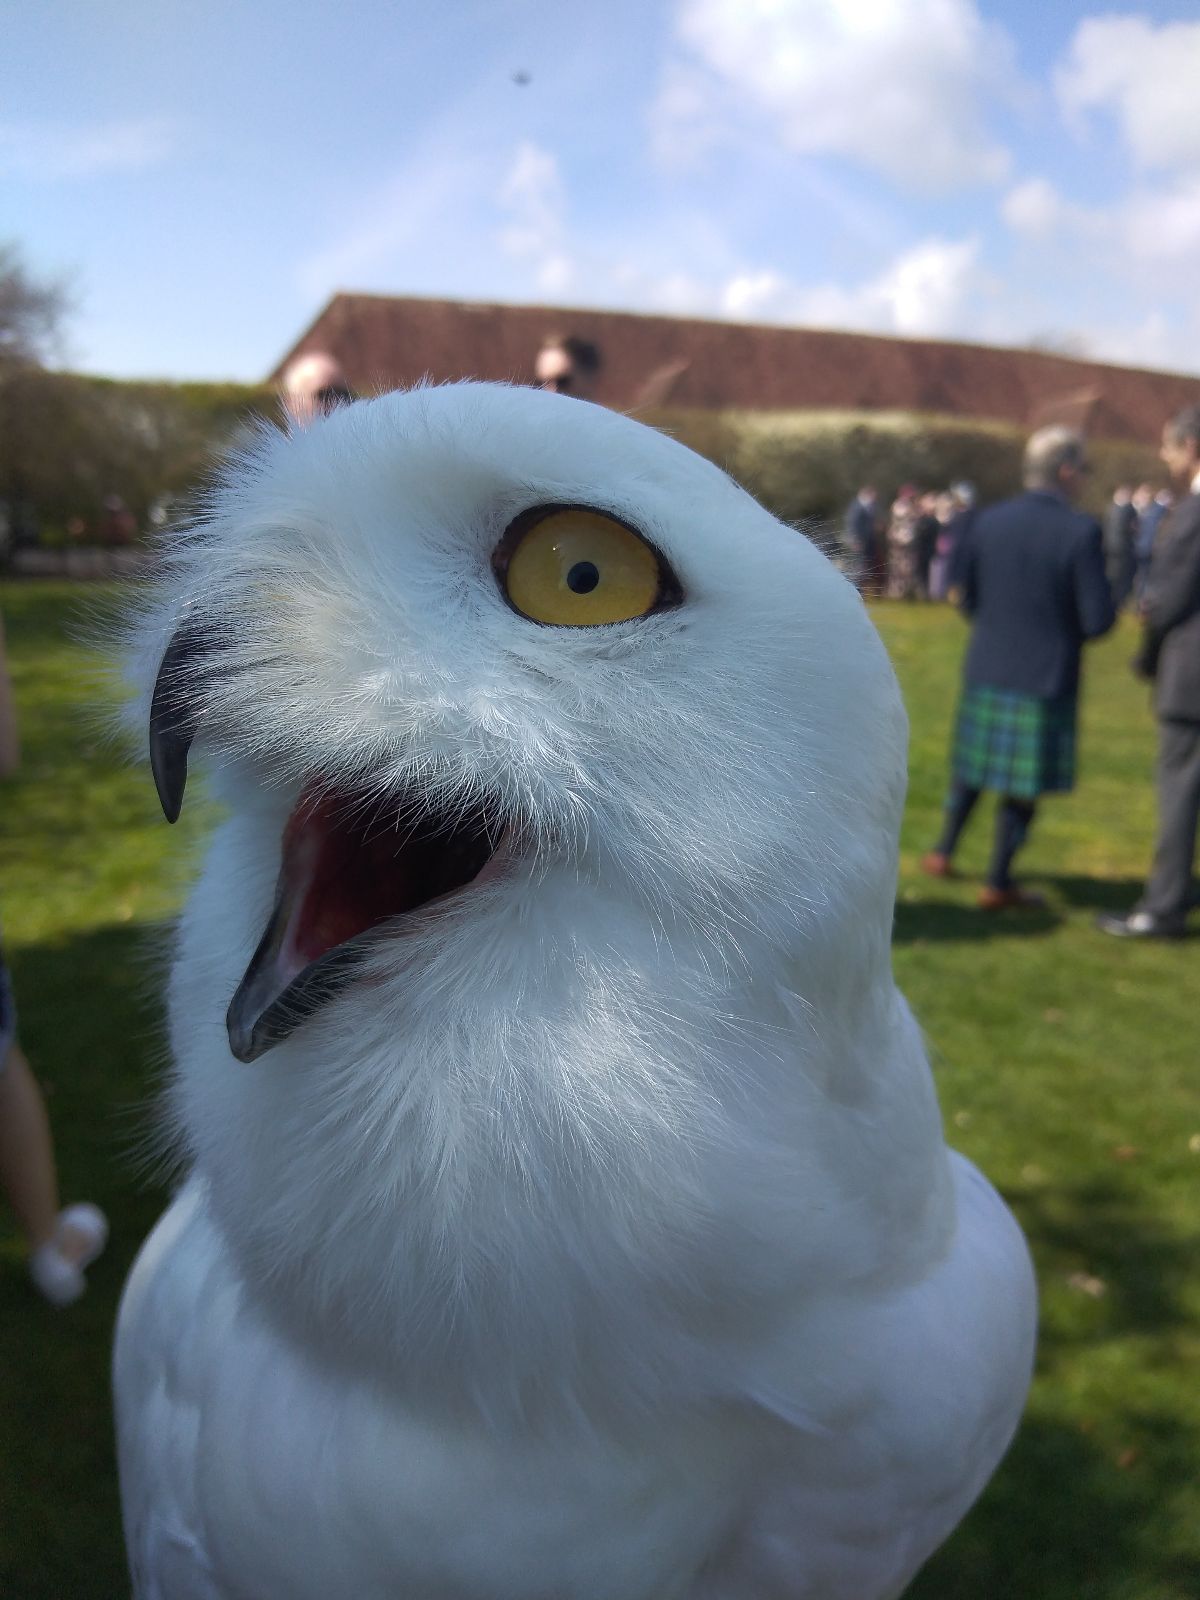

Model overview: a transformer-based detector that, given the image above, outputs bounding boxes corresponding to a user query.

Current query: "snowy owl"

[114,383,1036,1600]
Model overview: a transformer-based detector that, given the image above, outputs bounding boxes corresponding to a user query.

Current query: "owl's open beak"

[226,781,504,1062]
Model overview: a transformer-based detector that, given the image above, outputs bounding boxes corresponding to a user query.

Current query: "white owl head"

[128,383,915,1376]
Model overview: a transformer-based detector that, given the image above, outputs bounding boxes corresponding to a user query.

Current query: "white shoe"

[29,1203,109,1307]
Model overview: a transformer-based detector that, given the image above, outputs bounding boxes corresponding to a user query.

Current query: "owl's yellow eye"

[493,505,682,627]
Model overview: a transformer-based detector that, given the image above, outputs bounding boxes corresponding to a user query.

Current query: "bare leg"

[0,1041,61,1251]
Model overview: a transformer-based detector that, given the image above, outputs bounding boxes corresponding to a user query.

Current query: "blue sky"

[7,0,1200,380]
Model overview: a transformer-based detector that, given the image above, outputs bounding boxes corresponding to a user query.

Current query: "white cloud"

[721,270,795,321]
[537,254,574,296]
[496,142,579,297]
[1090,309,1176,372]
[1001,169,1200,279]
[997,166,1200,372]
[0,117,175,180]
[1002,178,1066,238]
[652,0,1016,190]
[497,143,565,260]
[719,237,985,339]
[878,237,982,335]
[633,270,715,316]
[1001,177,1109,243]
[1123,177,1200,268]
[1056,16,1200,174]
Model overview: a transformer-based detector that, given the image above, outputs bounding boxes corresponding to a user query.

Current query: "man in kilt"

[922,427,1115,908]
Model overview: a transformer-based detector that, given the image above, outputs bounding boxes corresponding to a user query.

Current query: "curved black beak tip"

[148,615,204,824]
[150,723,189,824]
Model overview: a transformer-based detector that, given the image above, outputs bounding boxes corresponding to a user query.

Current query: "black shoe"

[1096,910,1186,940]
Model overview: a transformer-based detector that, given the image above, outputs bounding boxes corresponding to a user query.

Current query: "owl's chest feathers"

[217,1011,947,1421]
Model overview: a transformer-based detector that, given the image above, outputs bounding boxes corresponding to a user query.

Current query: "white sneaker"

[29,1203,109,1308]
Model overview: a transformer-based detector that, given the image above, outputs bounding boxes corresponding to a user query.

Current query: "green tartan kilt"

[951,685,1077,800]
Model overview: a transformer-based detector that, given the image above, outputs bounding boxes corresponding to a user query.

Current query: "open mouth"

[227,779,506,1062]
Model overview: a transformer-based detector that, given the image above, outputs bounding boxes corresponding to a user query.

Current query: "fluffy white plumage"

[114,383,1036,1599]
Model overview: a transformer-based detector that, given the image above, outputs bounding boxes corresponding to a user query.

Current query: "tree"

[0,243,69,372]
[0,244,273,554]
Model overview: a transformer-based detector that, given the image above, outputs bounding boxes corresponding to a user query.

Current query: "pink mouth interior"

[276,781,502,979]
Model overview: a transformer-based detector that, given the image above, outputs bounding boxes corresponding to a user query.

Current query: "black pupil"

[566,560,600,594]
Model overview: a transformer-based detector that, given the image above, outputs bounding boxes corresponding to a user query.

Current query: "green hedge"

[0,374,274,546]
[641,407,1165,529]
[3,380,1169,553]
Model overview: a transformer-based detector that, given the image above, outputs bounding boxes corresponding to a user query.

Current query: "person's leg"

[0,1040,62,1250]
[922,780,981,877]
[0,1039,107,1300]
[933,781,981,859]
[1137,719,1200,921]
[985,797,1037,891]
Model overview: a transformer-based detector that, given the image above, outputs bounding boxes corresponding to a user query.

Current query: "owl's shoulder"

[707,1150,1036,1598]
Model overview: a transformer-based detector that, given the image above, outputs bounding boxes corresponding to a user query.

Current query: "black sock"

[987,798,1036,890]
[935,781,981,858]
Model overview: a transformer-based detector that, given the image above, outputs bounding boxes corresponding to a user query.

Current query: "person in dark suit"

[843,485,879,593]
[921,427,1115,908]
[1103,485,1138,608]
[1099,405,1200,938]
[1133,485,1172,601]
[912,492,941,600]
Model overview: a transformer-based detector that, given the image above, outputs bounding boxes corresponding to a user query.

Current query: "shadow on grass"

[1009,1175,1198,1345]
[911,1409,1200,1599]
[893,869,1198,941]
[893,899,1061,942]
[911,1174,1200,1596]
[1039,874,1147,912]
[6,919,172,1137]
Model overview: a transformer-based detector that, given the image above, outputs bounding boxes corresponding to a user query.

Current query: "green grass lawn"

[1,580,1197,1599]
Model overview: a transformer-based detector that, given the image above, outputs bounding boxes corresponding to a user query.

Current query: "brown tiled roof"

[270,294,1200,445]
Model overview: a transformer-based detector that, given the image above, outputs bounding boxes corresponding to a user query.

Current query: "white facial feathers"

[135,382,905,934]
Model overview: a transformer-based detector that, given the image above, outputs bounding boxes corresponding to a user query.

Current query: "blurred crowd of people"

[844,477,1179,613]
[890,415,1199,939]
[1103,482,1175,608]
[844,482,977,601]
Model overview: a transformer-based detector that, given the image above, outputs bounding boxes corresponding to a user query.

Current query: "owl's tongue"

[226,780,499,1063]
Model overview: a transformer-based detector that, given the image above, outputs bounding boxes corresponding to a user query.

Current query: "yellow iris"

[500,508,666,626]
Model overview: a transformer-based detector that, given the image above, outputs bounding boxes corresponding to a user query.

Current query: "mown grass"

[0,580,1197,1599]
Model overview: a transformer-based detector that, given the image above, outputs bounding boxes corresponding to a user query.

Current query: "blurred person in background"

[922,427,1114,908]
[1103,484,1138,609]
[1133,483,1172,602]
[1099,406,1200,939]
[99,494,137,547]
[913,492,941,600]
[886,484,919,599]
[928,490,958,600]
[0,613,107,1304]
[281,351,354,425]
[931,481,975,601]
[534,334,600,400]
[843,484,880,594]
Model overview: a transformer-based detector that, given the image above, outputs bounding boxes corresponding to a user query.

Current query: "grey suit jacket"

[1139,491,1200,722]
